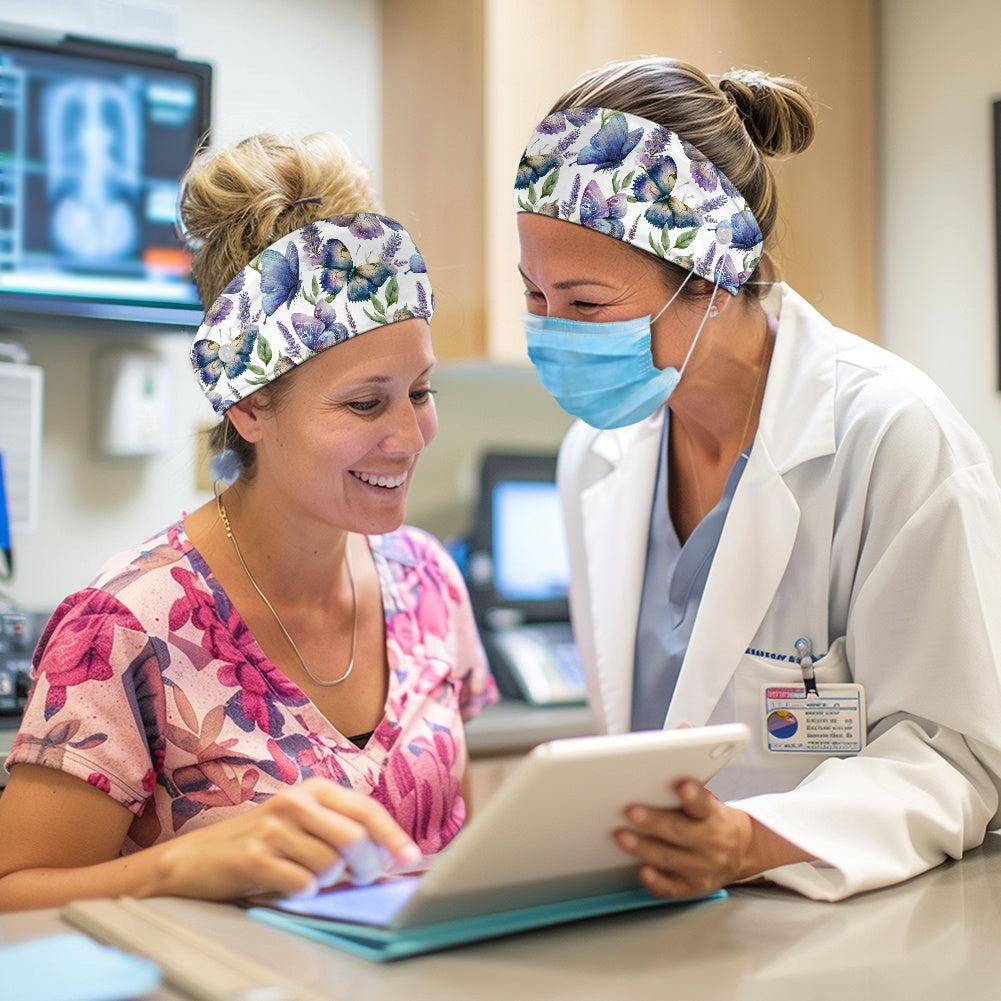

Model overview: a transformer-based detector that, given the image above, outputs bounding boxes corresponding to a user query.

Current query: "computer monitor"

[492,478,569,603]
[466,452,570,629]
[0,33,212,333]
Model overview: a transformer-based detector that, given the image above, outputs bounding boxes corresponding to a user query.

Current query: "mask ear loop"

[651,269,694,324]
[674,270,724,380]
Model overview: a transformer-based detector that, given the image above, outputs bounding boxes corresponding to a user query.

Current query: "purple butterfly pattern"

[514,105,764,294]
[291,299,349,352]
[259,242,301,316]
[190,213,436,415]
[579,180,628,238]
[576,113,643,172]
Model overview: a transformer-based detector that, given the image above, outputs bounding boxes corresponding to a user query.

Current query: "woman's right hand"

[0,766,420,910]
[151,777,422,901]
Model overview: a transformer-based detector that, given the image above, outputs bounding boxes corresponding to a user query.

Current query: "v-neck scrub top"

[632,416,749,730]
[6,521,498,856]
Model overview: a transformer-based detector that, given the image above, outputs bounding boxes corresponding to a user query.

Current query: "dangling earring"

[210,417,243,487]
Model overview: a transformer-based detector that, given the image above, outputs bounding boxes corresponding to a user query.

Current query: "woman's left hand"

[614,779,812,898]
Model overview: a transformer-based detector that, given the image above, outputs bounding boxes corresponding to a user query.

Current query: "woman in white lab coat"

[513,57,1001,900]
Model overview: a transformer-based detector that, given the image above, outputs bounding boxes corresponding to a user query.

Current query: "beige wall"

[382,0,487,359]
[879,0,1001,469]
[13,0,1001,617]
[384,0,876,363]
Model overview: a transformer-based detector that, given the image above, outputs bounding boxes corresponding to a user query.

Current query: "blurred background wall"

[1,0,1000,618]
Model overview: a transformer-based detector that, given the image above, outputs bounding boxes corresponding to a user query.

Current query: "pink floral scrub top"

[6,521,497,856]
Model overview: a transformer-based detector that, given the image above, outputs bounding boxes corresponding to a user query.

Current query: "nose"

[380,398,437,456]
[524,290,554,318]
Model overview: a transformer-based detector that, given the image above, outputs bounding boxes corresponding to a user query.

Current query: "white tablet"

[397,722,750,926]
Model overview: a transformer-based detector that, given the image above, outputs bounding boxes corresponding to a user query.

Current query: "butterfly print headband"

[190,213,434,414]
[514,106,763,295]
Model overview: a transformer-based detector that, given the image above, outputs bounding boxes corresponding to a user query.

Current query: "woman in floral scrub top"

[0,133,497,910]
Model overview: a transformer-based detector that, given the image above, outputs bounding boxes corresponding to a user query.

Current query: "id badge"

[761,683,866,754]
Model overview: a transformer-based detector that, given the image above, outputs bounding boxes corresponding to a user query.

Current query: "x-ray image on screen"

[44,77,142,261]
[0,35,211,329]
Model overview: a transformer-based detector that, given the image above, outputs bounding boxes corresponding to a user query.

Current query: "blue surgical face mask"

[524,271,717,430]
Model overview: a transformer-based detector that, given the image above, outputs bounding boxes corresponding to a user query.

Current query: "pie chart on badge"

[767,709,798,740]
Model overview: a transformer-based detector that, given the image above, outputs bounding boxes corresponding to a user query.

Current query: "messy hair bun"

[718,69,816,158]
[178,131,379,308]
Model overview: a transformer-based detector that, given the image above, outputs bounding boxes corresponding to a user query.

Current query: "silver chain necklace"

[215,488,357,686]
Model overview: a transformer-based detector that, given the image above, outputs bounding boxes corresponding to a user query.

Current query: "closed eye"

[347,398,380,414]
[347,388,436,414]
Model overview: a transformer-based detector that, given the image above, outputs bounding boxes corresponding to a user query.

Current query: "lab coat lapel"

[665,285,837,727]
[579,417,662,734]
[665,440,800,726]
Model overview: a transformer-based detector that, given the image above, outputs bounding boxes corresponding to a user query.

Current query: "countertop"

[3,833,1000,1000]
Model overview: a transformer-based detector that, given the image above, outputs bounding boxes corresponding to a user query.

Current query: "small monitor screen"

[491,480,570,602]
[0,36,210,328]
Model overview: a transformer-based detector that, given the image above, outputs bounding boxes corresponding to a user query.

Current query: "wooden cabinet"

[382,0,877,361]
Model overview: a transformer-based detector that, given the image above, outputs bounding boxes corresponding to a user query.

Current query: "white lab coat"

[557,284,1001,900]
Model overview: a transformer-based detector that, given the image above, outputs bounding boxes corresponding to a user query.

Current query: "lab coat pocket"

[725,637,854,795]
[737,637,851,694]
[807,636,851,682]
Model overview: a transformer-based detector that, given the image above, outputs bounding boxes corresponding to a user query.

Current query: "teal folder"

[248,882,726,962]
[246,727,747,962]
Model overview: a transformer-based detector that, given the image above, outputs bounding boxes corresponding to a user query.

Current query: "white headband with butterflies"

[514,106,763,294]
[191,212,434,414]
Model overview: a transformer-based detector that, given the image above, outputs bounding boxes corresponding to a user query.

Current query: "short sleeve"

[6,589,165,814]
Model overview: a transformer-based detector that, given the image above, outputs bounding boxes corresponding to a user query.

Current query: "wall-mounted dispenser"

[0,351,44,533]
[94,347,170,457]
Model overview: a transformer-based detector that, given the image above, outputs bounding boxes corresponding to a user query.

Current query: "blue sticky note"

[0,932,161,1001]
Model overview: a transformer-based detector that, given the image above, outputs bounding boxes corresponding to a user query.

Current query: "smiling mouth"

[352,471,408,489]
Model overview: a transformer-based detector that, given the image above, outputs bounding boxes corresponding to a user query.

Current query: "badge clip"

[794,637,819,697]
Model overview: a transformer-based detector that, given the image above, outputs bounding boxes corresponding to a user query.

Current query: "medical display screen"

[0,36,211,329]
[491,480,570,603]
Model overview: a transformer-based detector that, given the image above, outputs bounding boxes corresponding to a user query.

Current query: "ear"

[707,288,738,319]
[224,394,269,444]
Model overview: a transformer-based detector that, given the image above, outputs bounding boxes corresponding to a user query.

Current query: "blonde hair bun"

[179,132,379,308]
[718,69,817,158]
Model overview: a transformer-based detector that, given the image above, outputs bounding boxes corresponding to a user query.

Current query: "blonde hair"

[549,57,818,296]
[179,131,380,479]
[179,131,380,308]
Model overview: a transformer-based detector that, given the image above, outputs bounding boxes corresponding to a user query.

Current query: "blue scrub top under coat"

[631,414,749,731]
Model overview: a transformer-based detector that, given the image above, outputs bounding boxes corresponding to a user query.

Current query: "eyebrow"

[340,363,436,389]
[517,266,617,291]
